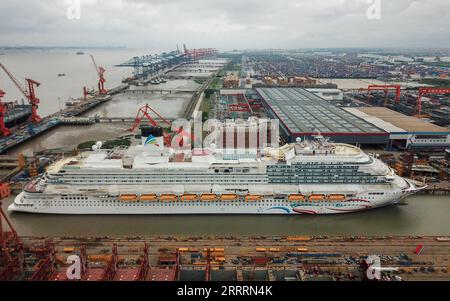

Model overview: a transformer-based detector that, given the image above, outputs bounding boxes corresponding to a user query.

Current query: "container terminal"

[1,206,449,281]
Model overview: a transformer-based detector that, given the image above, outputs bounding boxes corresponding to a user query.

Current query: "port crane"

[204,248,211,281]
[0,202,24,281]
[0,63,42,124]
[0,90,11,136]
[129,104,194,148]
[416,87,450,118]
[90,54,107,95]
[366,85,401,106]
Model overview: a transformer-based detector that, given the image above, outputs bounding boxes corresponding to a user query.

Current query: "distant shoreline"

[0,46,127,50]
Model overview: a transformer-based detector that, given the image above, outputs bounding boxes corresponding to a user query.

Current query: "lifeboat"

[119,194,137,202]
[200,194,217,201]
[159,194,178,201]
[288,194,305,201]
[309,194,325,201]
[220,194,237,201]
[245,194,262,201]
[139,194,157,201]
[180,194,197,201]
[328,194,346,201]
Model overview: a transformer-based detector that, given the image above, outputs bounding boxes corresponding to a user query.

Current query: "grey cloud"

[0,0,449,48]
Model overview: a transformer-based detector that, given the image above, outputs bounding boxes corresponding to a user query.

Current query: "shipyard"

[0,0,449,287]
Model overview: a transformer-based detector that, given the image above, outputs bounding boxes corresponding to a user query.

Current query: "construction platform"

[256,88,389,145]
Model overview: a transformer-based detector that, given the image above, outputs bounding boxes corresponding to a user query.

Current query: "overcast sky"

[0,0,449,50]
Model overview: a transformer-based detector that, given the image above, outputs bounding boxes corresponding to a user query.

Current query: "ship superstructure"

[9,127,423,215]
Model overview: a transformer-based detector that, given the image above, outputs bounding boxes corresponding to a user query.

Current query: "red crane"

[229,103,252,113]
[29,241,56,281]
[0,63,42,124]
[182,45,217,60]
[366,85,401,106]
[136,244,150,281]
[90,54,107,95]
[416,87,450,117]
[0,90,11,136]
[129,104,195,148]
[101,244,118,281]
[204,248,211,281]
[0,201,24,281]
[129,104,173,146]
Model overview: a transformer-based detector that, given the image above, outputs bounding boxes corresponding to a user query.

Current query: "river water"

[0,48,155,116]
[1,195,449,237]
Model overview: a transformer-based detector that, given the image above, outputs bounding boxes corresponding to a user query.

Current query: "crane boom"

[0,63,28,98]
[90,54,100,77]
[0,62,42,124]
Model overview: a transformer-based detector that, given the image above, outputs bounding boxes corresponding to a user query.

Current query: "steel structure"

[229,103,252,113]
[129,104,173,146]
[117,50,185,80]
[0,63,42,124]
[366,85,401,106]
[0,202,24,280]
[416,87,450,117]
[204,249,211,281]
[101,244,118,281]
[136,244,150,281]
[29,241,56,281]
[117,46,217,79]
[0,90,11,136]
[183,44,217,60]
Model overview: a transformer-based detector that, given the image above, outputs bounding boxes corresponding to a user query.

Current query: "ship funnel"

[141,126,164,151]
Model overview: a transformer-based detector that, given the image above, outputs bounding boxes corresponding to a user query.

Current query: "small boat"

[76,52,85,55]
[58,73,66,77]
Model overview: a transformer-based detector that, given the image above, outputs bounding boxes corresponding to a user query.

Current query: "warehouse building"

[347,107,450,150]
[256,88,389,145]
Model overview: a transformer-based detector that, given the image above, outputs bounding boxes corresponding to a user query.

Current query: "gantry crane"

[0,63,42,124]
[90,54,107,95]
[366,85,401,106]
[183,44,217,61]
[0,90,11,136]
[416,87,450,118]
[204,248,211,281]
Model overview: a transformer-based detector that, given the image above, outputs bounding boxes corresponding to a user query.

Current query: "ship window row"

[61,196,88,200]
[51,179,266,184]
[270,165,358,170]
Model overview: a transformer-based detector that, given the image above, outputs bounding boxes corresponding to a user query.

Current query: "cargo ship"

[9,127,424,215]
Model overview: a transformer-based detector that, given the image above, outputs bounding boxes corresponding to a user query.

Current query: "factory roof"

[256,88,385,135]
[344,108,407,134]
[356,107,450,134]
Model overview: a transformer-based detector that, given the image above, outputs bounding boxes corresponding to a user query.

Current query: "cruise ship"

[9,127,424,215]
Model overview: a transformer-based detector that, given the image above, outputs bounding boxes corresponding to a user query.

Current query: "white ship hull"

[9,181,418,215]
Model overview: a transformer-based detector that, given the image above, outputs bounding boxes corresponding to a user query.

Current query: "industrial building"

[256,88,389,145]
[347,107,450,150]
